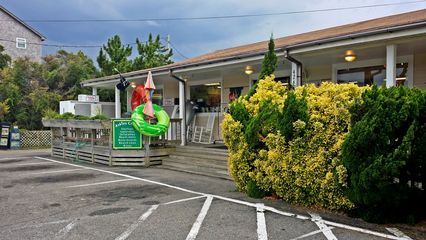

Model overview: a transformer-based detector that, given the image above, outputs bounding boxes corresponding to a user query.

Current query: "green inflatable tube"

[131,104,170,137]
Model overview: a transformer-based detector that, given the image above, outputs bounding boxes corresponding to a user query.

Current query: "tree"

[0,44,11,69]
[43,50,97,99]
[133,34,173,70]
[97,35,133,76]
[246,35,278,99]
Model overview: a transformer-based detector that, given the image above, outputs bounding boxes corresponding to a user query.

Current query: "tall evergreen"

[133,34,173,70]
[246,35,278,99]
[96,35,133,76]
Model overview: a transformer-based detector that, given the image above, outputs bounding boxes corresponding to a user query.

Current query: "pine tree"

[133,34,173,70]
[246,35,278,99]
[96,35,133,76]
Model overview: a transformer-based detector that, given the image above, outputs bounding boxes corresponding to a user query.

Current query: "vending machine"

[0,122,11,149]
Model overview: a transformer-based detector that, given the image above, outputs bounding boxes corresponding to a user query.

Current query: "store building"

[82,9,426,145]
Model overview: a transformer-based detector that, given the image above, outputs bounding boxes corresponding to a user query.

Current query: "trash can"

[9,126,20,150]
[0,122,11,150]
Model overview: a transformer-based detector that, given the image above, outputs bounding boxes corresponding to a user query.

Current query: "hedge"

[223,76,425,222]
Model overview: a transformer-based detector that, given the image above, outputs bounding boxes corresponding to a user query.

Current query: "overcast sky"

[1,0,426,63]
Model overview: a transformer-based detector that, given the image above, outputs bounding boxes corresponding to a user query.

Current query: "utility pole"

[166,34,173,61]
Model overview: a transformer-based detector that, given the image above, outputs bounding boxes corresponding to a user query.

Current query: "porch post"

[291,62,301,87]
[386,44,397,88]
[92,87,97,96]
[115,87,121,118]
[179,81,187,146]
[126,89,132,112]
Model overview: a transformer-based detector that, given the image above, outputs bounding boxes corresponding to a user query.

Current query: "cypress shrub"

[342,86,426,223]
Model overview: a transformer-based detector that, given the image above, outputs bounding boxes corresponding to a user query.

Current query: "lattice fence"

[20,130,51,149]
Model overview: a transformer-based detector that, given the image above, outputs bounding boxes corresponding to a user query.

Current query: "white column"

[291,62,301,87]
[386,44,397,88]
[179,81,186,146]
[115,87,121,118]
[92,87,97,95]
[126,89,132,113]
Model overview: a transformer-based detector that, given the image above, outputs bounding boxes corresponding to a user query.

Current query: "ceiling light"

[204,82,220,86]
[244,65,254,75]
[344,50,357,62]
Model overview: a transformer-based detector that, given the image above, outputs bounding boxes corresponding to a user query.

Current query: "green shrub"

[74,115,91,120]
[42,109,60,120]
[342,86,426,223]
[58,112,75,119]
[246,180,269,199]
[91,114,109,120]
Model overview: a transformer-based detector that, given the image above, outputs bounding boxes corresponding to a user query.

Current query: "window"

[16,38,26,49]
[337,63,408,86]
[190,83,221,112]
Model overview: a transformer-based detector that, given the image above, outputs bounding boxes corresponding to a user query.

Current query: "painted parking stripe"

[256,203,268,240]
[186,195,213,240]
[114,205,159,240]
[14,162,52,166]
[323,220,402,240]
[54,219,77,239]
[290,228,335,240]
[34,156,403,240]
[309,213,337,240]
[26,169,84,175]
[386,228,413,239]
[66,179,135,188]
[35,157,203,195]
[0,157,32,161]
[163,196,206,205]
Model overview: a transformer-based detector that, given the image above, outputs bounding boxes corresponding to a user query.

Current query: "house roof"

[82,8,426,86]
[0,5,46,40]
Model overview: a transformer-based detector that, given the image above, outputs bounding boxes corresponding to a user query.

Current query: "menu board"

[112,119,142,150]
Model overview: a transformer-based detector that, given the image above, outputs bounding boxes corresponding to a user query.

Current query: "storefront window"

[152,89,163,106]
[337,63,408,86]
[190,83,221,112]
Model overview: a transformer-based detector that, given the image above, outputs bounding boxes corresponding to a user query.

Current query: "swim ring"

[131,104,170,137]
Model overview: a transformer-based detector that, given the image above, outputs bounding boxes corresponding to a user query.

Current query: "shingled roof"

[0,5,46,40]
[82,8,426,86]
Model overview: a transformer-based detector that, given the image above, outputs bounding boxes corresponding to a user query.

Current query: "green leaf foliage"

[97,35,133,76]
[342,85,426,223]
[133,34,173,70]
[0,44,11,69]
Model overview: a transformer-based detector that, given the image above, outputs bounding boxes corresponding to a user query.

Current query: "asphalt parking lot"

[0,152,421,240]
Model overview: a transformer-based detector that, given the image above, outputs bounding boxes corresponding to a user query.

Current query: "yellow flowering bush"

[223,76,368,210]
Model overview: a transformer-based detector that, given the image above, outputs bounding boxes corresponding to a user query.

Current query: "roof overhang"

[82,20,426,88]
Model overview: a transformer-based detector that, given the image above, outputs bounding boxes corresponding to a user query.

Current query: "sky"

[1,0,426,63]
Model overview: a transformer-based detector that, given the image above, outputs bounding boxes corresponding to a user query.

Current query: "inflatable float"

[131,104,170,137]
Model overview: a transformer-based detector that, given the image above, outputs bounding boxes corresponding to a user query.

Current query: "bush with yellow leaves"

[223,76,367,210]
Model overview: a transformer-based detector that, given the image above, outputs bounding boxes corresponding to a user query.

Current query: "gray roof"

[0,5,46,40]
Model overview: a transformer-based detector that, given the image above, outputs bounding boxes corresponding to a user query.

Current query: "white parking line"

[54,219,77,239]
[0,157,32,161]
[66,179,135,188]
[256,203,268,240]
[26,169,84,175]
[34,156,405,240]
[163,196,206,205]
[309,213,337,240]
[114,205,159,240]
[14,162,51,166]
[386,228,413,239]
[186,195,213,240]
[290,228,335,240]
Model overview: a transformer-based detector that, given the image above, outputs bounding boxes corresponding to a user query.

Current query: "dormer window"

[16,38,26,49]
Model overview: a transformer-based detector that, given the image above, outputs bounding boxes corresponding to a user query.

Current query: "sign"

[78,94,99,103]
[112,119,142,150]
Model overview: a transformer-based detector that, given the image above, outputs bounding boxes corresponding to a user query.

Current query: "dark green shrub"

[91,114,109,120]
[229,100,250,128]
[246,180,269,199]
[74,115,91,120]
[342,86,426,223]
[279,90,309,141]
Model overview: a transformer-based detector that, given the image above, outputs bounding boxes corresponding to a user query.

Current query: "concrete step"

[175,145,228,156]
[160,161,232,180]
[172,149,228,161]
[166,155,228,170]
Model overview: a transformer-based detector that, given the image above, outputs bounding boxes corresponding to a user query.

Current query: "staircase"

[160,145,231,180]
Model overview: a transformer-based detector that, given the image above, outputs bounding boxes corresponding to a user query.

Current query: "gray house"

[0,5,45,63]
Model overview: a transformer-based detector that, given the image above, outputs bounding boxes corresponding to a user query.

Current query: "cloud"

[2,0,425,62]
